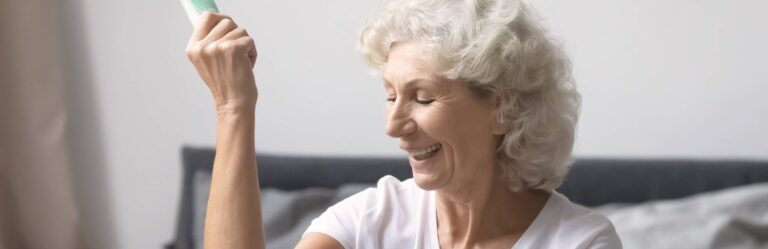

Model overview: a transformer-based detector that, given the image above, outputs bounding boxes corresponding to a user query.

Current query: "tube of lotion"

[180,0,220,27]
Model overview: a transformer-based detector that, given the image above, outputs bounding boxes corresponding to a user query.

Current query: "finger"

[190,12,230,42]
[203,18,238,42]
[221,27,249,41]
[233,36,257,67]
[232,36,256,54]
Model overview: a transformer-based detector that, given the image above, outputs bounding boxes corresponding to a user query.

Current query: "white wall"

[69,0,768,248]
[536,0,768,159]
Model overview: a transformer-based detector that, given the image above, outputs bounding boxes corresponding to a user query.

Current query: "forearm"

[204,109,265,249]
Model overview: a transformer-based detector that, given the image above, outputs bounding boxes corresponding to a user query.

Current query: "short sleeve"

[587,223,623,249]
[302,188,372,249]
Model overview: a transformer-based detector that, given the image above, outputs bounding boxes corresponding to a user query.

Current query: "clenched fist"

[186,12,258,113]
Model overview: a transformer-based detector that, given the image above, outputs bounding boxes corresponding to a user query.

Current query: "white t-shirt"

[304,175,622,249]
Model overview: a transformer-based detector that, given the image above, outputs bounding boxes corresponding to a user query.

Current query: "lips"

[403,143,442,161]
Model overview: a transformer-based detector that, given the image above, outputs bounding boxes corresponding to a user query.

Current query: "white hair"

[359,0,580,192]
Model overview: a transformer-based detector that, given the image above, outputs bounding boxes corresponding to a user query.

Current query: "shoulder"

[322,175,423,214]
[350,175,426,216]
[528,192,622,248]
[321,175,419,210]
[303,176,428,248]
[548,192,615,232]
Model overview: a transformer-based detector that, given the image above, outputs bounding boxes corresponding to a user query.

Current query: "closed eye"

[416,99,435,105]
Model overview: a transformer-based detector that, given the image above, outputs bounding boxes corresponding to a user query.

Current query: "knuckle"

[185,43,203,57]
[203,43,220,55]
[215,41,235,52]
[185,49,195,59]
[233,38,253,50]
[188,38,253,59]
[220,17,236,27]
[190,43,205,51]
[243,38,255,47]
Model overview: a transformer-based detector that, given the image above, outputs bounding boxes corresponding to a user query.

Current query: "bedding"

[168,148,768,249]
[595,182,768,249]
[193,170,768,249]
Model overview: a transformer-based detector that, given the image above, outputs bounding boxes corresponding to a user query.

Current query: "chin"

[411,171,444,191]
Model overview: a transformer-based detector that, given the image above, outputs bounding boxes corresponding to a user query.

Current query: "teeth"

[409,144,441,157]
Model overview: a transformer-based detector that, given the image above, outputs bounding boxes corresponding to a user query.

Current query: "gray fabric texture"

[261,184,369,249]
[190,170,369,249]
[194,179,768,249]
[167,147,768,249]
[596,182,768,249]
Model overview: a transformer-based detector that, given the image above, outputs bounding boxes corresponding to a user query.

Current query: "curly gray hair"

[359,0,580,192]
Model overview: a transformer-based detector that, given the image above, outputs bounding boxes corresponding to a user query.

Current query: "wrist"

[216,105,255,122]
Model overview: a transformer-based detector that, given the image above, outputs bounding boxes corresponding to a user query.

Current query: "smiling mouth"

[408,144,442,161]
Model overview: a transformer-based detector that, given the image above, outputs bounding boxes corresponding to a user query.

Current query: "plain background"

[62,0,767,248]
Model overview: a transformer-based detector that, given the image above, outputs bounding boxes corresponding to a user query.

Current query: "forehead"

[381,42,437,85]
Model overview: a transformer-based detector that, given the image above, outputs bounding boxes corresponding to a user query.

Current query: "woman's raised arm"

[185,12,263,249]
[185,12,343,249]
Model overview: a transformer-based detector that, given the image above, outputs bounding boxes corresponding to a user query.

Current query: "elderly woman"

[186,0,621,248]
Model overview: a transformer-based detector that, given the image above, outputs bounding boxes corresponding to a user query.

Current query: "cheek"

[420,105,495,154]
[413,106,456,137]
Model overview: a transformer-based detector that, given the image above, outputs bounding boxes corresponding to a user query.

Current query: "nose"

[385,101,416,138]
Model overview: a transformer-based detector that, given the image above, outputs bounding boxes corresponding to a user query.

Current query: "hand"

[186,12,258,112]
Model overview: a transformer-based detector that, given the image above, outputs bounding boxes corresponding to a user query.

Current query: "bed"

[166,146,768,249]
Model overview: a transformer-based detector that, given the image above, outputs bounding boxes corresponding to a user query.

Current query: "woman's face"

[383,41,503,191]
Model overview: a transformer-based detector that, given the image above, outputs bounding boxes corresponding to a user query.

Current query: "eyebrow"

[382,78,440,89]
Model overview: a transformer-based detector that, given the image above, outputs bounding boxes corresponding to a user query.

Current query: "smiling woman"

[360,0,581,193]
[186,0,620,248]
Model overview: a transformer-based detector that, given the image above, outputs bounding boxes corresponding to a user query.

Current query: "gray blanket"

[595,183,768,249]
